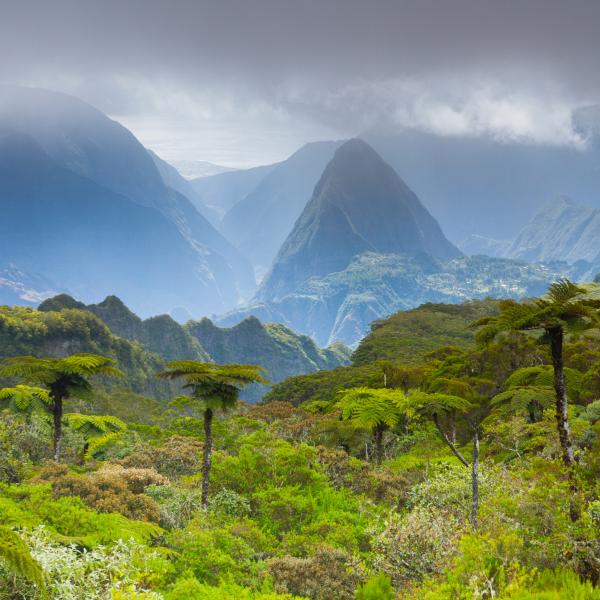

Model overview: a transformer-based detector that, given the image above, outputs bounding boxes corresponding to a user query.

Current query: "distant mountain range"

[190,163,278,219]
[0,86,255,316]
[504,196,600,264]
[221,139,568,346]
[5,85,600,350]
[171,159,234,180]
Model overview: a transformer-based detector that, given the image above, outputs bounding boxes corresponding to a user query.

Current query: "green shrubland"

[1,281,600,598]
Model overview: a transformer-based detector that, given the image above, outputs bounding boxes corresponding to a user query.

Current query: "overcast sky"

[1,0,599,167]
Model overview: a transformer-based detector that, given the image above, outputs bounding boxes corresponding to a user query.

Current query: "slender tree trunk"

[52,396,63,462]
[432,413,469,467]
[201,407,213,509]
[374,425,384,465]
[449,410,457,445]
[471,428,480,530]
[548,326,580,521]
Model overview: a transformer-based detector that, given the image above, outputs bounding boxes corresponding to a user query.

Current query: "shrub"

[355,574,394,600]
[370,507,463,587]
[0,527,166,599]
[119,436,203,478]
[39,463,166,522]
[267,546,364,600]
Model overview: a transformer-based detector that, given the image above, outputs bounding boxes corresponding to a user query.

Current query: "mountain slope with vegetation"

[33,294,350,403]
[224,252,567,347]
[3,281,600,599]
[187,316,351,402]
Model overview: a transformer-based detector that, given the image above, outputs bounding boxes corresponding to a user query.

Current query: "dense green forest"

[2,281,600,598]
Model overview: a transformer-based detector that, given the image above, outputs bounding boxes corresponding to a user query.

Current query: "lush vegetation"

[2,281,600,598]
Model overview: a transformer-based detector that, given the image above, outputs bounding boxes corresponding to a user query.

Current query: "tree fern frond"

[65,413,127,437]
[409,391,474,416]
[0,385,51,412]
[546,279,586,304]
[0,526,46,593]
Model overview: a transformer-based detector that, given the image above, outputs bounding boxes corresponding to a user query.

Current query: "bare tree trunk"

[548,326,580,521]
[449,410,457,445]
[432,413,469,467]
[201,407,213,509]
[374,425,384,465]
[52,397,63,462]
[471,428,479,530]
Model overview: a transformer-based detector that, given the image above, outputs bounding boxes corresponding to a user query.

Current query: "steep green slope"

[186,316,351,402]
[266,299,499,405]
[35,294,350,403]
[352,299,499,365]
[0,305,167,396]
[39,294,209,362]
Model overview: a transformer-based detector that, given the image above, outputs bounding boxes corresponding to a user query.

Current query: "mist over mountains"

[0,85,254,317]
[3,85,600,347]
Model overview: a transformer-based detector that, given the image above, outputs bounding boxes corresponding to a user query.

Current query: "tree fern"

[0,354,123,461]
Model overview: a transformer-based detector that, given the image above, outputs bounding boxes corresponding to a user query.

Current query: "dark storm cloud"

[2,0,599,164]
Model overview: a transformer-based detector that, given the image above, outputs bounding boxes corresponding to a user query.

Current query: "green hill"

[31,294,351,403]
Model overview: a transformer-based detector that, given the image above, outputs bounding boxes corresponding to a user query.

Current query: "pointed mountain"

[258,138,462,300]
[504,196,600,264]
[220,141,344,275]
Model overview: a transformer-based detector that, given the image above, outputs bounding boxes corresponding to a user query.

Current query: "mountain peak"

[258,138,461,300]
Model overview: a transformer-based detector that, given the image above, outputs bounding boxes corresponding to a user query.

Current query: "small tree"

[158,361,266,508]
[409,377,493,529]
[337,387,406,464]
[0,354,123,461]
[474,279,600,521]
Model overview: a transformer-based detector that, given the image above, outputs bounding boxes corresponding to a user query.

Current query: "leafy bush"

[0,527,166,599]
[268,546,364,600]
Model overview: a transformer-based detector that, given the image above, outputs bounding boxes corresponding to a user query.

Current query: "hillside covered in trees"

[2,281,600,598]
[1,295,349,404]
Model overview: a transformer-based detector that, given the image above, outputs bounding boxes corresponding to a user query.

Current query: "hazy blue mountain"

[504,196,600,264]
[221,141,343,275]
[459,234,511,257]
[172,159,234,180]
[0,86,255,312]
[190,163,278,219]
[365,121,600,244]
[0,131,241,316]
[147,149,219,224]
[221,139,572,346]
[258,138,462,300]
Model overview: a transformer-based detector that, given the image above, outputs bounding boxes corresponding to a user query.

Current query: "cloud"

[1,0,599,164]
